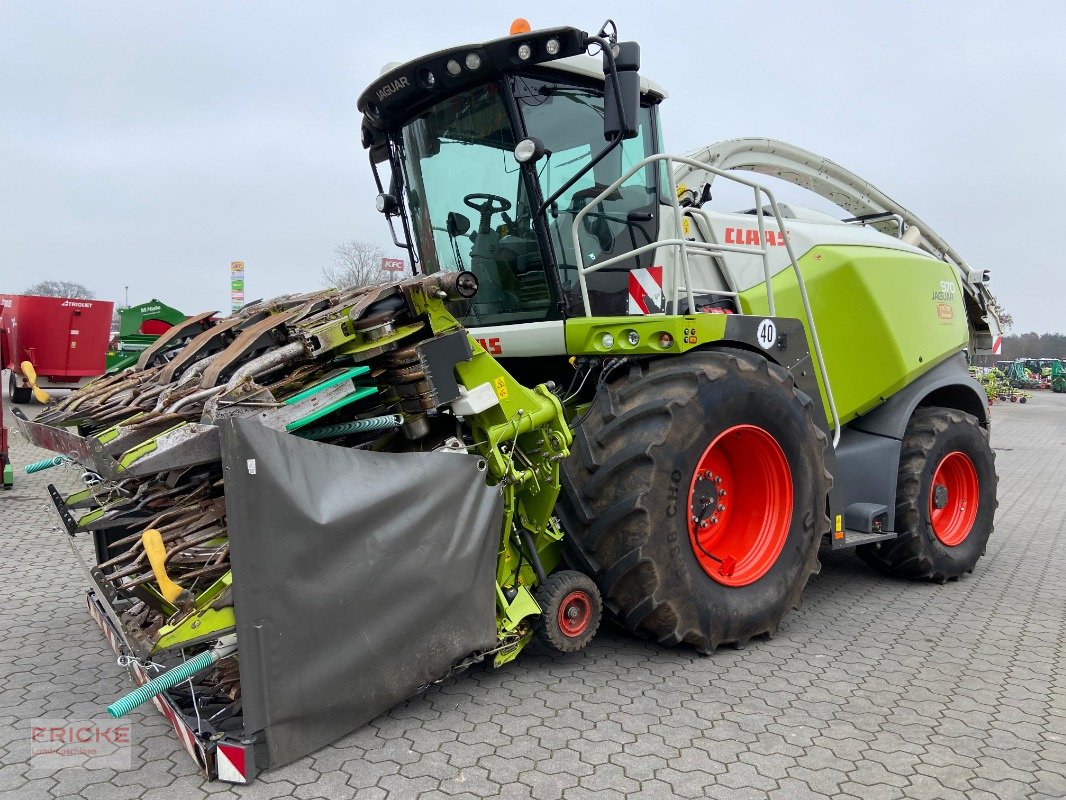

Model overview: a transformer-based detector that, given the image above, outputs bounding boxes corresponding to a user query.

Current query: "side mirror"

[603,41,641,140]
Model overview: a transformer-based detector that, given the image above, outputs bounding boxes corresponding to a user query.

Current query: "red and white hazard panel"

[216,741,256,783]
[628,266,664,314]
[992,335,1002,355]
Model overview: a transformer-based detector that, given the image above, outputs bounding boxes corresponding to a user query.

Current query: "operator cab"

[358,23,667,325]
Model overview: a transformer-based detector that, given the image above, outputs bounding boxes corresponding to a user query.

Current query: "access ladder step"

[839,529,897,548]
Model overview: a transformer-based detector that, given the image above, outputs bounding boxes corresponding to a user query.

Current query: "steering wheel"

[464,193,512,233]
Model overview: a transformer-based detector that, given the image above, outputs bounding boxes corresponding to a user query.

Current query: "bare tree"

[988,293,1013,331]
[321,241,389,289]
[23,279,95,299]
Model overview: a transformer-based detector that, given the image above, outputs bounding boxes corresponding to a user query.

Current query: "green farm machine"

[1053,360,1066,393]
[18,20,1002,783]
[106,299,186,372]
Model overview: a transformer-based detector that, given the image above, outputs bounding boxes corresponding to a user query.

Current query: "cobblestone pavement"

[1,384,1064,799]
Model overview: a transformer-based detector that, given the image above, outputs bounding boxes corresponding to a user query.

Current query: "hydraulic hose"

[107,645,235,718]
[25,456,69,474]
[518,527,548,585]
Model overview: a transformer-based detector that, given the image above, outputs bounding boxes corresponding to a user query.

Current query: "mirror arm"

[372,142,419,273]
[536,132,623,218]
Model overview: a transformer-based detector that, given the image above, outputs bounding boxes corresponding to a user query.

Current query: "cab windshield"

[397,73,659,324]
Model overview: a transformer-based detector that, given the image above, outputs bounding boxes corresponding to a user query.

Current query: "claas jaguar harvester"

[18,19,1001,783]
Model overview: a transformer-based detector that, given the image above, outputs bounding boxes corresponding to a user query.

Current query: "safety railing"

[570,153,841,445]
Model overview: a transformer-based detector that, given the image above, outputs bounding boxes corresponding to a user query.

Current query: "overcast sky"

[2,2,1063,331]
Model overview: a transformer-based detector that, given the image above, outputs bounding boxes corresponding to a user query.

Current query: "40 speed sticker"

[756,319,777,349]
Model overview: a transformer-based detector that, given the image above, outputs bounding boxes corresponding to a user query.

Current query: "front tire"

[559,350,831,653]
[858,407,997,581]
[8,372,31,404]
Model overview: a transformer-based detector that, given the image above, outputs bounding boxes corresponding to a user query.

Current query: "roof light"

[517,43,532,61]
[510,18,532,35]
[446,59,461,76]
[417,67,436,89]
[465,52,481,70]
[545,37,561,55]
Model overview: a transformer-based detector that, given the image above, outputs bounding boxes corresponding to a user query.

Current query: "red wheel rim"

[557,590,592,637]
[687,424,793,587]
[929,451,979,546]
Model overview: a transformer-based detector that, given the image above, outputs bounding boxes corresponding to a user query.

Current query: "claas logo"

[724,228,789,246]
[476,337,502,355]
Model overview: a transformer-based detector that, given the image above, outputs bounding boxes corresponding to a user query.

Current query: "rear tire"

[8,372,31,404]
[857,407,997,581]
[559,350,831,653]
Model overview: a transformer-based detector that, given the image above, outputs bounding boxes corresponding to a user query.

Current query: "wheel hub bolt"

[717,504,726,512]
[718,489,727,497]
[710,516,719,524]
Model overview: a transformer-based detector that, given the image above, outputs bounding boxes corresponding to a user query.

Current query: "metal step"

[838,529,898,548]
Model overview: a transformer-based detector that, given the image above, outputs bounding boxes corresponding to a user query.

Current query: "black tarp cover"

[221,418,502,768]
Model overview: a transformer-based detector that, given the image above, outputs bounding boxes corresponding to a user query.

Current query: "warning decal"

[628,267,664,315]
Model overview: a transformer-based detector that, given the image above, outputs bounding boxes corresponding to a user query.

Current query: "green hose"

[107,649,219,718]
[25,456,68,474]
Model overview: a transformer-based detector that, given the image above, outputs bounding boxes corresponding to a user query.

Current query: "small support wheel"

[532,570,601,653]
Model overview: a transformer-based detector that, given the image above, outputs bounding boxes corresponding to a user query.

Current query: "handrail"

[569,152,841,446]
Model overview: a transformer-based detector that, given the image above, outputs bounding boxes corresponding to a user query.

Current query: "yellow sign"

[493,376,509,400]
[682,218,691,236]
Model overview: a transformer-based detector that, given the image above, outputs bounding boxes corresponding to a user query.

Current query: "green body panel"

[283,366,369,405]
[564,314,728,356]
[75,506,106,530]
[284,386,378,431]
[105,351,142,372]
[64,487,94,508]
[114,421,186,471]
[154,572,235,652]
[453,337,573,656]
[739,245,969,427]
[117,299,186,339]
[107,300,187,372]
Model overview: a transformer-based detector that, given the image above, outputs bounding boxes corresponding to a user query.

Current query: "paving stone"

[1,383,1063,799]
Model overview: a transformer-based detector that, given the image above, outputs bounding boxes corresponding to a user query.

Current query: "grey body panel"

[221,418,502,769]
[850,352,988,439]
[834,426,903,532]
